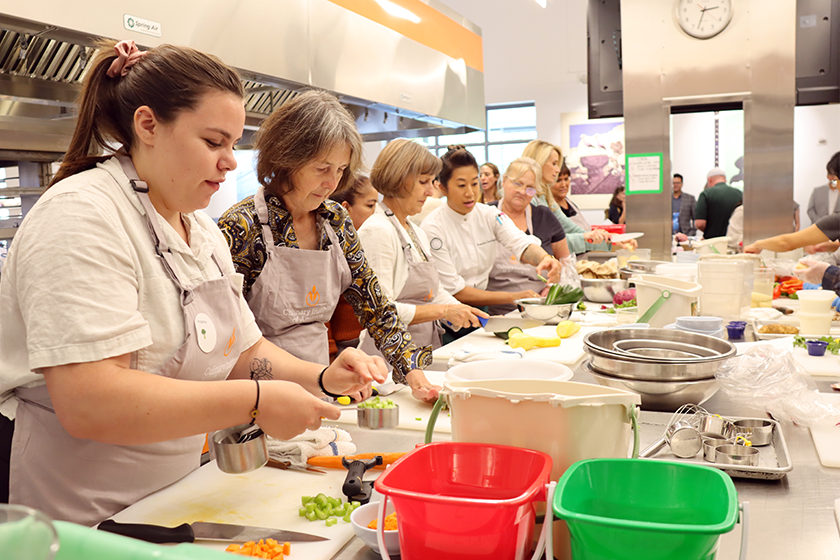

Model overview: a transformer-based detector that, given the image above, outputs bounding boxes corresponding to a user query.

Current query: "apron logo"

[424,289,434,302]
[223,327,236,357]
[306,285,320,307]
[430,237,443,251]
[509,254,517,264]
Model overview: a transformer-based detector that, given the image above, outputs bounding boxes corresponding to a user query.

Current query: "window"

[415,103,537,174]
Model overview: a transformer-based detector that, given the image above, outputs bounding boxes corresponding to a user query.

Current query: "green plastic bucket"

[551,459,745,560]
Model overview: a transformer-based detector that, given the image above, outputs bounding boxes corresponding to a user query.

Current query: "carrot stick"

[306,452,407,470]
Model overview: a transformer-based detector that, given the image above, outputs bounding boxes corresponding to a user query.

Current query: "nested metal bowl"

[583,328,736,382]
[612,339,720,359]
[626,260,671,273]
[584,361,719,412]
[515,297,575,321]
[580,278,629,303]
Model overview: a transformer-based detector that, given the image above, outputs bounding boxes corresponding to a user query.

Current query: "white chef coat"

[358,204,460,325]
[0,157,263,420]
[420,202,541,295]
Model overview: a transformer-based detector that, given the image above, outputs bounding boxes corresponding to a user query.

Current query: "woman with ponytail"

[0,40,382,524]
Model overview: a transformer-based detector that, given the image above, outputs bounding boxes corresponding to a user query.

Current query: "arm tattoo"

[250,358,273,380]
[520,245,548,266]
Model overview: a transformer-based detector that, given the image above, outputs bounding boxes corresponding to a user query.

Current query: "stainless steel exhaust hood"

[0,0,486,158]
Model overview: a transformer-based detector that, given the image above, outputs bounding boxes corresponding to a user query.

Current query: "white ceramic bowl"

[445,359,574,383]
[350,501,400,556]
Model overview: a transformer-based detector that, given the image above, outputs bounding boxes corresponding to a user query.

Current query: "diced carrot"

[283,542,291,556]
[367,511,398,531]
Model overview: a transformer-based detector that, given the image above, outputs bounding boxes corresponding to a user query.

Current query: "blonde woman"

[486,158,576,315]
[358,139,486,356]
[522,140,618,254]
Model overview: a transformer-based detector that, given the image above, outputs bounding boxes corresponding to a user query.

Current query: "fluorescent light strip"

[375,0,421,23]
[535,0,546,7]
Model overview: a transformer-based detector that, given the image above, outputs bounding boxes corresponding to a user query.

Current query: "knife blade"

[480,316,545,333]
[98,519,327,544]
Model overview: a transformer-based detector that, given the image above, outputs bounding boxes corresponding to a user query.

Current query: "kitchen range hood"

[0,0,486,161]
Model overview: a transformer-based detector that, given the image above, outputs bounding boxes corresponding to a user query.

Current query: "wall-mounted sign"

[124,14,162,38]
[625,153,663,194]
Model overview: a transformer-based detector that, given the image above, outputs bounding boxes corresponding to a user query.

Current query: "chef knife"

[479,316,545,333]
[98,519,327,544]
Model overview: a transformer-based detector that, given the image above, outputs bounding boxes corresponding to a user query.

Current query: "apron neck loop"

[254,186,277,248]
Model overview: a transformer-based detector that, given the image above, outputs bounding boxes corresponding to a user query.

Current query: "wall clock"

[677,0,733,39]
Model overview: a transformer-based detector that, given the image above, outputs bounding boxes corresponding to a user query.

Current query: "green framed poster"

[625,152,663,195]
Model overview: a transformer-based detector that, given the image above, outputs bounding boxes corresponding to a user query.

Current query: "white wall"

[794,104,840,229]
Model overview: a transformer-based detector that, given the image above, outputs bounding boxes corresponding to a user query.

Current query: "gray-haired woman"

[219,91,440,402]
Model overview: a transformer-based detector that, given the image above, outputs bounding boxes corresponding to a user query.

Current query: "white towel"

[266,427,355,469]
[749,308,784,321]
[447,342,525,367]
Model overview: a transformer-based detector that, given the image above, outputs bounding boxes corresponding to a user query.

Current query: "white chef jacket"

[0,157,263,420]
[420,202,541,295]
[358,204,460,325]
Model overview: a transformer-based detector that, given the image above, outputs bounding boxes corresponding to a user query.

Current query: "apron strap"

[117,154,192,291]
[380,201,426,263]
[254,186,276,249]
[498,197,534,237]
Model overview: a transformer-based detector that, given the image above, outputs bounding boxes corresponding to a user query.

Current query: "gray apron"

[359,203,443,360]
[566,198,591,231]
[246,186,352,365]
[11,156,246,525]
[486,202,545,316]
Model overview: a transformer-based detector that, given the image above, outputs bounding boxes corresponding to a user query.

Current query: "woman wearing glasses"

[485,158,574,315]
[421,147,562,340]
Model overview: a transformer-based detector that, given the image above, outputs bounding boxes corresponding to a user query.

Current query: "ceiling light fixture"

[535,0,547,7]
[375,0,421,23]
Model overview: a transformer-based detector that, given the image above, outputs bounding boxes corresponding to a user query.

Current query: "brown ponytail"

[439,145,478,188]
[51,40,244,186]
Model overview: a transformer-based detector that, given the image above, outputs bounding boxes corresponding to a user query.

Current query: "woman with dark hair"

[608,186,626,225]
[219,91,438,402]
[325,174,378,357]
[0,41,380,524]
[551,162,591,231]
[479,162,501,203]
[421,146,562,340]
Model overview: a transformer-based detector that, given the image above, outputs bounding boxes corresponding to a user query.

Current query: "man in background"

[807,151,840,223]
[672,173,696,240]
[695,167,743,239]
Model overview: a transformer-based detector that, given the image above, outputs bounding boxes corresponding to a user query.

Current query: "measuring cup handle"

[424,395,446,444]
[738,501,750,560]
[640,437,667,458]
[376,496,391,560]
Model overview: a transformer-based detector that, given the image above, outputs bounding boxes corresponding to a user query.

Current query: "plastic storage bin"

[373,442,552,560]
[445,359,573,383]
[796,289,837,313]
[655,263,698,283]
[697,259,754,321]
[695,237,730,255]
[632,275,702,328]
[551,459,745,560]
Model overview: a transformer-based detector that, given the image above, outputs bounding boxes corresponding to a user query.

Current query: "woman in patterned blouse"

[218,91,439,402]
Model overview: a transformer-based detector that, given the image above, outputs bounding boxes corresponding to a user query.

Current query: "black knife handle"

[98,519,195,543]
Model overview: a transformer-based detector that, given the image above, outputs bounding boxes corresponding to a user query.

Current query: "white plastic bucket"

[445,360,573,383]
[695,237,730,254]
[698,260,754,320]
[632,275,702,328]
[655,263,698,283]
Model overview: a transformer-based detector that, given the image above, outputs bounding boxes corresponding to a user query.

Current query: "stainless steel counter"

[330,367,840,560]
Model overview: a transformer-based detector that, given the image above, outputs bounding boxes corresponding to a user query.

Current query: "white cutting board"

[809,393,840,468]
[331,371,451,433]
[111,461,360,560]
[432,325,595,369]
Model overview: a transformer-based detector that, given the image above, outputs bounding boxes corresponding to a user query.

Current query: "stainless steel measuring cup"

[640,420,702,458]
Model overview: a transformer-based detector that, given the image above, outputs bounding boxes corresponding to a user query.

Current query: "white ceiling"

[437,0,589,106]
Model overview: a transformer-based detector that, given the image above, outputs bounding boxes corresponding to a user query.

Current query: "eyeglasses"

[509,179,537,197]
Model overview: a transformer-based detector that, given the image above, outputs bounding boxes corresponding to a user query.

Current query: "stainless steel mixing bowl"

[584,361,719,412]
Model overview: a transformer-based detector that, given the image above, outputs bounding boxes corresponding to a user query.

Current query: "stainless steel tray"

[639,410,792,480]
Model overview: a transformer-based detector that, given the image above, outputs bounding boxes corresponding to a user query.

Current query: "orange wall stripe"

[327,0,484,72]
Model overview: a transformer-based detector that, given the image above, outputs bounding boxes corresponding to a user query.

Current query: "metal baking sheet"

[639,411,792,480]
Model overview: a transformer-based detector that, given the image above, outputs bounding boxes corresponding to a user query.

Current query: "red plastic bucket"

[374,442,553,560]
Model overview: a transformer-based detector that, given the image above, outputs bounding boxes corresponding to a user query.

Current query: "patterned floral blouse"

[218,191,431,382]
